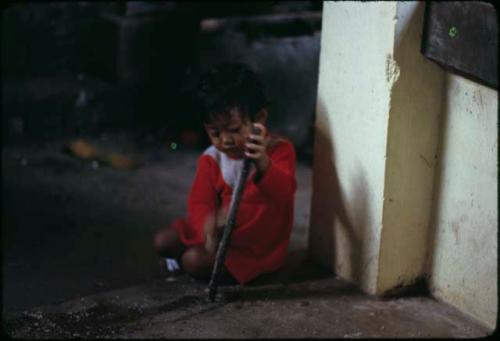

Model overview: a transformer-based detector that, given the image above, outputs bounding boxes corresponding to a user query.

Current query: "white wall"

[377,2,444,293]
[428,74,498,329]
[309,1,398,294]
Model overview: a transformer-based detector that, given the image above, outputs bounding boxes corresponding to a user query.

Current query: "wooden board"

[421,2,497,89]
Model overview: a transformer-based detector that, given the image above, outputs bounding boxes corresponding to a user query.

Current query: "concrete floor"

[2,133,492,337]
[5,257,491,338]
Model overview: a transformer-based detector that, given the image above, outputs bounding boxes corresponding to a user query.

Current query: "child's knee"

[153,229,168,250]
[181,246,213,277]
[153,227,182,258]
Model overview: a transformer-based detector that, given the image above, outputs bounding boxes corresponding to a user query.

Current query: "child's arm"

[245,123,296,200]
[185,156,218,245]
[203,206,227,255]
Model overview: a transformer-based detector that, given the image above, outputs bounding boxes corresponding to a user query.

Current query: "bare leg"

[181,245,237,284]
[153,226,185,259]
[155,227,236,283]
[181,245,217,278]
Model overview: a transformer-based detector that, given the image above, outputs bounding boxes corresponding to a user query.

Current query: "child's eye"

[210,130,220,137]
[229,127,241,133]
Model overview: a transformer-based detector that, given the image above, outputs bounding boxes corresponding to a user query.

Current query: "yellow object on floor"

[64,139,141,170]
[66,139,99,160]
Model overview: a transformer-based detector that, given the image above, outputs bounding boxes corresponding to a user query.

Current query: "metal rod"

[208,126,259,301]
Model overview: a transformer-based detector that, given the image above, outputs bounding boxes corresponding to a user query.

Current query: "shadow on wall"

[309,98,370,285]
[425,75,449,283]
[348,165,370,284]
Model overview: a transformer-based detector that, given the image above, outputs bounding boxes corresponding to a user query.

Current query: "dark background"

[2,1,322,314]
[2,1,322,160]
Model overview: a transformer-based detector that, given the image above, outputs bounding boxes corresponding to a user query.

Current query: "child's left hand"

[245,123,270,176]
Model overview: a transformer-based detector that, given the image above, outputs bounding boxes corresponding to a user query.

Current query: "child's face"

[204,109,254,159]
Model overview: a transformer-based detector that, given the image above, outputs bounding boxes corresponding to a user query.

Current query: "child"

[153,63,296,285]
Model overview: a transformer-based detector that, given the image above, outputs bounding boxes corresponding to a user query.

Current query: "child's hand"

[245,123,270,176]
[204,206,228,255]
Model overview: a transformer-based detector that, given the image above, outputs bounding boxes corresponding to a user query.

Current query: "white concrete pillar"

[309,1,444,295]
[310,1,399,295]
[310,1,498,330]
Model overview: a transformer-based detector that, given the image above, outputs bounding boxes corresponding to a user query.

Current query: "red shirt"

[173,136,296,284]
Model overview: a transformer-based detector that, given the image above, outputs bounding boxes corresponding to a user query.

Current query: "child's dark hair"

[195,63,269,124]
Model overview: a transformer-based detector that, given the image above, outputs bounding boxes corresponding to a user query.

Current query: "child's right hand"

[204,207,228,255]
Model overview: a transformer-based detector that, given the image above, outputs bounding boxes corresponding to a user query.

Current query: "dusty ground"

[1,260,487,338]
[2,133,492,338]
[2,132,311,313]
[4,260,491,338]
